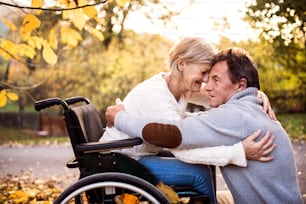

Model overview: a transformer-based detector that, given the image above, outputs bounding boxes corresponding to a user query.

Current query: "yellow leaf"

[48,28,58,50]
[62,10,72,19]
[32,0,43,15]
[16,44,36,59]
[22,14,41,33]
[82,6,97,18]
[116,0,129,7]
[32,0,43,7]
[78,0,88,6]
[0,39,18,60]
[72,9,86,30]
[0,90,7,107]
[87,26,104,41]
[0,17,17,31]
[59,0,69,6]
[9,190,29,203]
[61,27,82,47]
[0,49,11,60]
[42,43,57,65]
[62,1,76,19]
[7,91,19,101]
[25,36,43,50]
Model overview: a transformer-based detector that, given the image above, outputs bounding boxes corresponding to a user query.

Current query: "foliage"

[0,0,181,108]
[246,0,305,46]
[218,37,305,112]
[277,113,306,141]
[245,0,306,111]
[0,89,18,107]
[28,32,173,116]
[0,173,62,203]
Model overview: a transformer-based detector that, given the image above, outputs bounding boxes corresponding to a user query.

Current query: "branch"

[0,0,108,11]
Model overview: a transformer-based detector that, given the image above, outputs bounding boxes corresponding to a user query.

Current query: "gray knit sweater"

[115,88,303,203]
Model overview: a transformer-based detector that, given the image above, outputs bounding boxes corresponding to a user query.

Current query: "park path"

[0,141,305,202]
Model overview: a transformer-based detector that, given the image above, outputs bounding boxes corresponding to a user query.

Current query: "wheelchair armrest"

[66,157,79,168]
[75,138,143,153]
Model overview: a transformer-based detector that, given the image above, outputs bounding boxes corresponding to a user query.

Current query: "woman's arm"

[257,91,276,120]
[242,130,276,162]
[171,130,275,167]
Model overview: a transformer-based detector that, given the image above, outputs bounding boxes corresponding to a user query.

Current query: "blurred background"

[0,0,305,141]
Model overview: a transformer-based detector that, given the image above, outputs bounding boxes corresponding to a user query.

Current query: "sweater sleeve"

[170,141,247,167]
[115,103,248,149]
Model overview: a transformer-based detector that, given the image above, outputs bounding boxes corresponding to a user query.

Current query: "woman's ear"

[177,58,185,72]
[237,78,247,91]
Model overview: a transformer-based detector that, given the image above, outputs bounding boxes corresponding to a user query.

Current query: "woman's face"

[180,61,211,92]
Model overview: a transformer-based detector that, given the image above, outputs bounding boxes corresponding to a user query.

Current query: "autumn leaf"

[0,90,19,107]
[7,91,19,101]
[32,0,43,7]
[32,0,43,15]
[61,26,82,47]
[9,191,29,203]
[116,0,130,7]
[20,14,41,39]
[0,39,19,60]
[72,9,86,30]
[62,0,76,19]
[25,36,44,50]
[16,44,36,59]
[48,28,58,50]
[21,14,41,33]
[62,9,73,19]
[0,90,7,107]
[82,6,98,18]
[0,17,17,31]
[0,49,10,60]
[42,43,57,66]
[87,26,104,41]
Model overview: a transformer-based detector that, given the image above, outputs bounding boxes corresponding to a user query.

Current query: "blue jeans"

[138,156,217,204]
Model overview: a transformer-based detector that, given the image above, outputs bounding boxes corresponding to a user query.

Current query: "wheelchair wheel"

[54,172,170,204]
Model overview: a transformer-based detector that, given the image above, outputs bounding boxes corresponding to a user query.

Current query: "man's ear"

[237,78,247,91]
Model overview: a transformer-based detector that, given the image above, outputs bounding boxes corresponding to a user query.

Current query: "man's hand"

[105,103,125,127]
[243,130,276,162]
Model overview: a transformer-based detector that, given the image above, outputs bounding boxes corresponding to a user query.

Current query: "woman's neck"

[163,73,184,101]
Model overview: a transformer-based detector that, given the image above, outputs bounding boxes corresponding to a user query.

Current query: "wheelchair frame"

[35,96,216,204]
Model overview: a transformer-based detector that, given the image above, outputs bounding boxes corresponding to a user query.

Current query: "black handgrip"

[65,96,90,105]
[34,98,69,111]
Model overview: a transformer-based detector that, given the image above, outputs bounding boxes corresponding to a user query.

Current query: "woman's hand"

[243,130,276,162]
[257,91,276,120]
[105,103,125,127]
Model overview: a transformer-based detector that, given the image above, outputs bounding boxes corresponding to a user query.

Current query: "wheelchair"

[34,96,216,204]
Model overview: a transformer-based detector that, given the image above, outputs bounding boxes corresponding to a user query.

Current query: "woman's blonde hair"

[167,37,217,71]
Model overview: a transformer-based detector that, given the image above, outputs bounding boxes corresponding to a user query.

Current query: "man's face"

[204,60,240,107]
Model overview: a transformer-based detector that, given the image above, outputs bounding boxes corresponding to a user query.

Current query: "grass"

[0,126,69,146]
[0,113,305,145]
[277,113,306,141]
[0,100,35,113]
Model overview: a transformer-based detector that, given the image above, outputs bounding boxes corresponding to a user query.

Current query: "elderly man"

[105,47,303,203]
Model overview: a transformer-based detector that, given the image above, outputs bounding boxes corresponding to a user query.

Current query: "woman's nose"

[202,73,209,83]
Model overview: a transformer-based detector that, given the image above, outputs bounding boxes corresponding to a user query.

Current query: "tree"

[246,0,306,112]
[0,0,181,107]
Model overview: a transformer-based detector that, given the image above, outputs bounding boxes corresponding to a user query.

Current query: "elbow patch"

[142,123,182,148]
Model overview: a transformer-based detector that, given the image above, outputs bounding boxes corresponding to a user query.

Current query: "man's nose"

[204,81,211,91]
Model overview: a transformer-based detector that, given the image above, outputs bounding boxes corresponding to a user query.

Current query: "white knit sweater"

[100,73,246,167]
